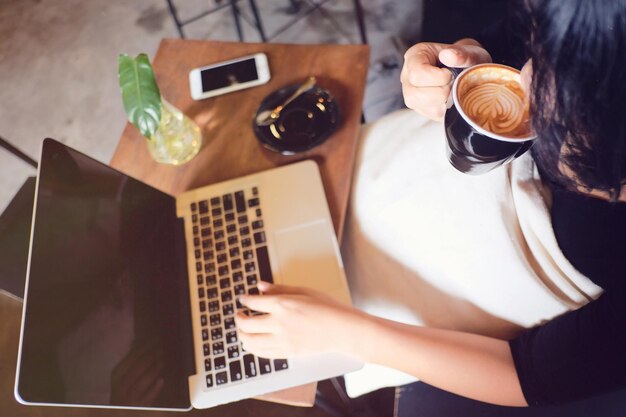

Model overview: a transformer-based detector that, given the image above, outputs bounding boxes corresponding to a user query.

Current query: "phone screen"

[200,58,259,92]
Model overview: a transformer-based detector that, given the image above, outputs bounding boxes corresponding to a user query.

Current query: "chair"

[167,0,368,44]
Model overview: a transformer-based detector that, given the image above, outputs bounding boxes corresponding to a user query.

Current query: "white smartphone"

[188,53,271,100]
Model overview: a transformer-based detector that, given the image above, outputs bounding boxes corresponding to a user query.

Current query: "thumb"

[439,44,492,68]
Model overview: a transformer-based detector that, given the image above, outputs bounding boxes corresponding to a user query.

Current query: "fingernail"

[258,281,270,290]
[238,295,247,304]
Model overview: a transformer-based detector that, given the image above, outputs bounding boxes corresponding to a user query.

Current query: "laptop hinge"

[174,217,196,378]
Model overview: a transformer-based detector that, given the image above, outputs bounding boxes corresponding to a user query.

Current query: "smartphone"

[188,53,271,100]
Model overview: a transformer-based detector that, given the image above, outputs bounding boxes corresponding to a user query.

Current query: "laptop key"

[252,220,263,230]
[223,303,234,316]
[191,202,198,211]
[214,356,226,370]
[229,247,240,258]
[211,328,223,341]
[206,274,217,286]
[196,262,202,272]
[202,329,209,341]
[223,194,234,211]
[226,224,237,234]
[199,301,206,312]
[209,313,221,326]
[204,263,216,273]
[208,301,220,312]
[213,218,223,228]
[199,200,209,213]
[235,191,246,213]
[201,227,211,237]
[219,277,231,289]
[200,216,210,225]
[198,287,205,298]
[216,241,226,251]
[225,212,235,222]
[253,231,266,244]
[205,358,212,372]
[256,246,274,283]
[194,237,200,247]
[248,198,259,207]
[203,251,214,261]
[206,374,213,388]
[197,274,203,285]
[200,314,207,326]
[221,291,233,303]
[242,238,252,248]
[240,226,250,236]
[258,357,272,374]
[212,208,222,217]
[207,287,218,299]
[248,287,259,295]
[203,343,210,356]
[234,284,245,295]
[224,317,235,330]
[217,253,227,264]
[210,197,221,206]
[238,214,248,224]
[245,262,255,273]
[226,331,238,345]
[243,249,253,260]
[231,259,242,270]
[227,345,240,359]
[216,371,228,385]
[244,354,257,378]
[274,359,289,371]
[230,360,243,381]
[246,275,258,286]
[213,342,224,354]
[233,271,243,282]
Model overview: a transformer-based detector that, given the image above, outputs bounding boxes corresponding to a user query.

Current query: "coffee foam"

[457,66,531,138]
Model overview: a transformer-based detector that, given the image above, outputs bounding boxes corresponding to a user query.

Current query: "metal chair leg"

[0,136,37,169]
[247,0,267,42]
[352,0,368,44]
[229,0,245,41]
[165,0,186,38]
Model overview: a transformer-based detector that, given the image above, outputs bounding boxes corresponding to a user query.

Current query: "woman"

[235,0,626,407]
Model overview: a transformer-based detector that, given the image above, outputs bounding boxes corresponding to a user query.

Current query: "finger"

[235,311,276,333]
[403,43,456,87]
[258,281,312,295]
[238,293,281,313]
[439,44,492,69]
[402,83,450,121]
[238,331,280,353]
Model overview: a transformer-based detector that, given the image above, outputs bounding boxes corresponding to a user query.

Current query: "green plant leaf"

[118,53,161,139]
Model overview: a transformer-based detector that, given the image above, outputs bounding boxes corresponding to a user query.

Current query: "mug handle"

[437,63,464,81]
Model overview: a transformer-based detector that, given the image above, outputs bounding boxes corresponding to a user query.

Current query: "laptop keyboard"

[190,187,289,389]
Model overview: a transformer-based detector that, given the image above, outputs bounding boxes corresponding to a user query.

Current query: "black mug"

[444,63,536,175]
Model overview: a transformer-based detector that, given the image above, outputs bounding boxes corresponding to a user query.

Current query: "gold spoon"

[255,76,317,126]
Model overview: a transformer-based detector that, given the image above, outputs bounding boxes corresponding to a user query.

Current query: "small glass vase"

[146,99,202,165]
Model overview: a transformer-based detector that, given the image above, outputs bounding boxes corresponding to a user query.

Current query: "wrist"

[333,308,381,361]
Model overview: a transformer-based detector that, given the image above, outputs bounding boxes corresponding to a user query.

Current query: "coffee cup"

[444,63,536,175]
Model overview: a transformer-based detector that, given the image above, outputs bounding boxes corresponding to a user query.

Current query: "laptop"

[14,138,362,411]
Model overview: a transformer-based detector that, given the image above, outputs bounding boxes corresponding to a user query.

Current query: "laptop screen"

[16,139,193,410]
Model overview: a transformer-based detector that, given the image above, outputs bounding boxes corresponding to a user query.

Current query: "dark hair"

[526,0,626,199]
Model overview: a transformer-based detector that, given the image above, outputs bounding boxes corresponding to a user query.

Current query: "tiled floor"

[0,0,423,213]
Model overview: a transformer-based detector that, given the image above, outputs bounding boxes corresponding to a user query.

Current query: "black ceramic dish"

[253,84,340,155]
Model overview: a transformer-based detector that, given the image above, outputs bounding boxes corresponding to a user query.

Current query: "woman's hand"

[401,38,492,121]
[235,282,364,359]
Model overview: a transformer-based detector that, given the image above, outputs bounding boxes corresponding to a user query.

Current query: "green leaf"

[118,53,161,139]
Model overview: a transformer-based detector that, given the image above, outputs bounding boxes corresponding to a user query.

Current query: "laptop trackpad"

[273,220,343,299]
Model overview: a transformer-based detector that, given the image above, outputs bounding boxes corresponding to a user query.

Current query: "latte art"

[460,81,529,137]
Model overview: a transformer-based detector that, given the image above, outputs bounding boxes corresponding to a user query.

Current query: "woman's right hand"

[401,38,492,121]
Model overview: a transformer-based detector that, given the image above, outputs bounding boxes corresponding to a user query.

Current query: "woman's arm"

[236,282,527,407]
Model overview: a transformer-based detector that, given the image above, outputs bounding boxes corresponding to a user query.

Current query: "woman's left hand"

[235,282,364,359]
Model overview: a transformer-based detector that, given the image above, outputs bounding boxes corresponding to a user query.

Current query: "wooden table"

[111,40,369,407]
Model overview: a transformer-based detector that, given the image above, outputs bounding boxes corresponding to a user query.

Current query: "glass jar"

[146,99,202,165]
